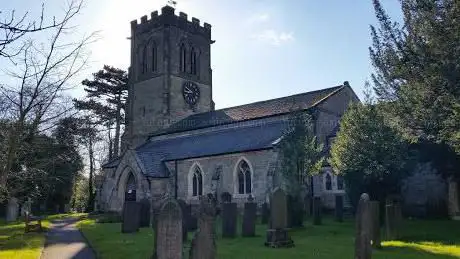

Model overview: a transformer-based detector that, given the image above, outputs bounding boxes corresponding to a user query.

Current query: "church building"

[96,5,360,213]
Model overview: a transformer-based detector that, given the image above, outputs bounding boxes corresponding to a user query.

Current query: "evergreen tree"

[369,0,460,178]
[74,65,128,159]
[329,91,411,208]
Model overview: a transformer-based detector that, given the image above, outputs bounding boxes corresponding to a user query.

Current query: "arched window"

[190,47,197,75]
[325,174,332,191]
[179,43,186,73]
[337,175,344,190]
[237,159,252,194]
[151,42,157,72]
[192,166,203,197]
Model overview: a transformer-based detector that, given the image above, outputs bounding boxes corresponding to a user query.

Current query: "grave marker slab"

[370,201,381,248]
[221,202,237,238]
[313,196,322,225]
[122,201,141,233]
[335,195,344,222]
[354,193,372,259]
[261,202,269,224]
[242,197,257,237]
[140,198,151,227]
[189,195,217,259]
[6,198,18,222]
[177,199,189,242]
[155,200,183,259]
[265,188,294,248]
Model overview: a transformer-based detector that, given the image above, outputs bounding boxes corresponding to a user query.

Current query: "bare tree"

[0,0,96,197]
[0,1,84,59]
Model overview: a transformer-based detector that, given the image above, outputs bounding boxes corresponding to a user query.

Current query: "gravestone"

[265,188,294,248]
[21,198,32,217]
[6,197,19,222]
[313,196,322,225]
[335,195,344,222]
[370,201,381,248]
[385,203,402,240]
[287,195,303,228]
[221,201,237,238]
[305,195,312,217]
[121,201,141,233]
[177,199,189,241]
[242,195,257,237]
[140,198,151,227]
[354,193,372,259]
[261,202,269,224]
[189,195,217,259]
[221,192,232,203]
[154,200,183,259]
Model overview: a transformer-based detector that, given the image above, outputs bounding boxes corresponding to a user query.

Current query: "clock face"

[182,81,200,105]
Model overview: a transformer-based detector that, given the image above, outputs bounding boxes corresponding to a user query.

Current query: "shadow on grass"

[0,221,49,254]
[380,241,460,259]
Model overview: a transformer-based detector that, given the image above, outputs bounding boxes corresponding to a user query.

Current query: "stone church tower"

[124,5,214,148]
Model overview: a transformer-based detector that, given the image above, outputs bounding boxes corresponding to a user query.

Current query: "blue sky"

[2,0,403,109]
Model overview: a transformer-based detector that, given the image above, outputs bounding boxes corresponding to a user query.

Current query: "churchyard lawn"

[77,216,460,259]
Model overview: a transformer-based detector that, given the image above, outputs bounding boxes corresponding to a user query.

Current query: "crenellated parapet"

[130,5,211,40]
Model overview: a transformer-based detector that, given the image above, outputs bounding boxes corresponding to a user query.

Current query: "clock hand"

[184,89,192,94]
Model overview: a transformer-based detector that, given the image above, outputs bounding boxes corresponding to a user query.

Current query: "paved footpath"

[40,218,96,259]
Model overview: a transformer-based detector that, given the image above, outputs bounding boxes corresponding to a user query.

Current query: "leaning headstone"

[189,195,217,259]
[313,196,322,225]
[140,198,151,227]
[370,201,381,248]
[242,195,257,237]
[177,199,189,242]
[261,202,269,224]
[335,195,344,222]
[154,199,183,259]
[265,188,294,248]
[354,193,372,259]
[121,201,141,233]
[221,201,237,238]
[6,197,19,222]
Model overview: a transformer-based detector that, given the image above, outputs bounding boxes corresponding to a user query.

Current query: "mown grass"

[0,213,88,259]
[78,216,460,259]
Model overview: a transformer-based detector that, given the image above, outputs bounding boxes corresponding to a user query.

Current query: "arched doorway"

[125,173,136,202]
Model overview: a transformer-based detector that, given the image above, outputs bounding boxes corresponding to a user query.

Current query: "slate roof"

[135,119,290,177]
[150,85,344,137]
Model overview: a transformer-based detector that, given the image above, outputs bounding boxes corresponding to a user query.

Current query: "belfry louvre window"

[190,47,197,75]
[180,44,187,73]
[192,166,203,197]
[237,160,252,194]
[151,43,157,72]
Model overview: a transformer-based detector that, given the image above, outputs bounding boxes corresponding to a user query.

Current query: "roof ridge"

[213,84,343,112]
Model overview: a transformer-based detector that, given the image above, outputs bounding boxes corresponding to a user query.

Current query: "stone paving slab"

[40,218,96,259]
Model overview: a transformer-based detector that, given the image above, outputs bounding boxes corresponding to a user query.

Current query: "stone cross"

[242,195,257,237]
[122,201,141,233]
[335,195,344,222]
[369,201,381,248]
[313,196,322,225]
[189,195,217,259]
[155,199,183,259]
[354,193,372,259]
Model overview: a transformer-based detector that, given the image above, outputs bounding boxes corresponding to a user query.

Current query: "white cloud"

[248,13,270,23]
[252,30,294,46]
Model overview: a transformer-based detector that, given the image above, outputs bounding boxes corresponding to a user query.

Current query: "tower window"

[190,47,197,75]
[142,45,147,74]
[180,44,186,73]
[237,159,252,194]
[152,43,157,72]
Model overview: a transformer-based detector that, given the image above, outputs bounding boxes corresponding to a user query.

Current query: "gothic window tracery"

[237,159,252,194]
[192,166,203,197]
